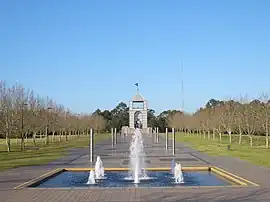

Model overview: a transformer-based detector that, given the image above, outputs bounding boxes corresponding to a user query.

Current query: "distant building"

[129,92,148,129]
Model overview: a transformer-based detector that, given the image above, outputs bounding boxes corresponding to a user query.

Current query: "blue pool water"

[30,171,231,188]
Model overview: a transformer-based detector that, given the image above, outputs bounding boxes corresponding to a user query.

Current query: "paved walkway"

[1,133,270,201]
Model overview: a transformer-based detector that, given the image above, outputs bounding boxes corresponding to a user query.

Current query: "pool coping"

[14,166,259,190]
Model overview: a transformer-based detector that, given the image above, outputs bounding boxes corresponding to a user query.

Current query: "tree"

[110,102,129,130]
[205,98,223,109]
[147,109,156,127]
[259,94,270,148]
[92,115,106,133]
[241,100,260,147]
[12,83,31,151]
[234,97,246,144]
[220,100,237,144]
[213,104,225,142]
[155,115,167,132]
[199,109,211,139]
[93,109,102,116]
[0,81,15,152]
[100,110,112,131]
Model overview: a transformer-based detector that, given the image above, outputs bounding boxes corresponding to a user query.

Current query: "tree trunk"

[249,135,253,147]
[228,131,232,144]
[59,131,62,142]
[65,131,68,141]
[238,132,242,144]
[203,131,206,139]
[45,126,49,145]
[6,132,11,152]
[266,129,269,149]
[207,130,210,139]
[52,131,55,142]
[238,125,242,144]
[33,132,37,147]
[219,132,222,142]
[212,128,215,140]
[20,132,25,151]
[5,120,11,152]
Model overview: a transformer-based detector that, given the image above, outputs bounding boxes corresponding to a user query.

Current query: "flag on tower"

[135,83,139,93]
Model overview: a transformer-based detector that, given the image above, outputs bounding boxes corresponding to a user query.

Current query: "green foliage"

[147,109,156,127]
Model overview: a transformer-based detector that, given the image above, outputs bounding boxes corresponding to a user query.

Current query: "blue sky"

[1,0,270,114]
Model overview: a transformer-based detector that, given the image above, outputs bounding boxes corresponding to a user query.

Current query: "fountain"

[86,170,95,184]
[174,163,184,184]
[95,156,105,179]
[128,128,148,183]
[30,127,242,188]
[171,159,175,174]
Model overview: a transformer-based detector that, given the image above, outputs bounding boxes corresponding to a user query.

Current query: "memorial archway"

[134,111,143,129]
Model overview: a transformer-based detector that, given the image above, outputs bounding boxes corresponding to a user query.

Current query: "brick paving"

[1,133,270,201]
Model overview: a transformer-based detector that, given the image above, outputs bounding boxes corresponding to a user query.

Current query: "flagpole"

[135,83,139,94]
[181,60,184,111]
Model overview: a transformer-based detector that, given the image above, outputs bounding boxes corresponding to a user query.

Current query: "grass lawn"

[0,133,109,171]
[174,133,270,167]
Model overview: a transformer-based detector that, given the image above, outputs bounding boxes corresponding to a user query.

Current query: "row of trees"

[169,97,270,148]
[3,80,268,151]
[0,81,106,152]
[0,80,179,152]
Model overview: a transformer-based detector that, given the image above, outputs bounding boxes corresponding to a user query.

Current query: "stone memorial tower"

[129,85,148,129]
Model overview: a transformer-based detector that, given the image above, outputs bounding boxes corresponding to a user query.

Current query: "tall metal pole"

[172,128,175,156]
[90,128,94,163]
[151,128,154,143]
[154,128,156,143]
[181,60,184,112]
[114,128,117,145]
[157,127,159,143]
[155,127,157,143]
[165,128,168,150]
[111,128,114,148]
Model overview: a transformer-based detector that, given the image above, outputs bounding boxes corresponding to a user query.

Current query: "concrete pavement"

[1,133,270,201]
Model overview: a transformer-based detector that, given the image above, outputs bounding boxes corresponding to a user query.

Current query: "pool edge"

[14,168,64,189]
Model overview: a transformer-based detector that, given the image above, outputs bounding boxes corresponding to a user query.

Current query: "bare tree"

[43,97,54,144]
[212,104,224,142]
[192,112,202,136]
[259,93,270,148]
[234,96,246,144]
[92,115,106,133]
[241,100,260,147]
[0,81,16,151]
[12,83,30,151]
[28,91,43,147]
[168,113,179,129]
[0,80,110,154]
[220,100,237,144]
[199,109,211,139]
